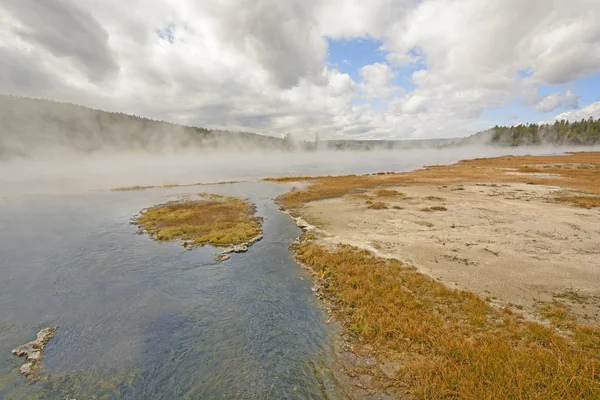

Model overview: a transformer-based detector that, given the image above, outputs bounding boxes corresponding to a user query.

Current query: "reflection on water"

[0,182,343,399]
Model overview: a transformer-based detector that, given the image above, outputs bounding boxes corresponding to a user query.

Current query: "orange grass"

[136,194,262,247]
[295,243,600,399]
[276,152,600,209]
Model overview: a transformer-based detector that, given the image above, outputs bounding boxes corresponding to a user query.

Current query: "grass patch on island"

[136,193,262,248]
[294,242,600,399]
[112,185,156,191]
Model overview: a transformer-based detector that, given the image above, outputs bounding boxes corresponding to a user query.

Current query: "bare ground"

[301,182,600,324]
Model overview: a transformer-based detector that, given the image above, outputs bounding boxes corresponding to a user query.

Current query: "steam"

[3,146,597,198]
[0,96,598,197]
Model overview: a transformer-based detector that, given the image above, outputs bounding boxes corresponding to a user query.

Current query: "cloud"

[0,0,599,140]
[358,62,400,99]
[2,0,120,82]
[545,101,600,123]
[535,89,580,112]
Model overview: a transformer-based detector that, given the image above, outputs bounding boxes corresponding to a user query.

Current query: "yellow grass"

[294,242,600,399]
[555,193,600,209]
[263,175,319,182]
[136,193,262,248]
[112,185,156,191]
[374,189,405,197]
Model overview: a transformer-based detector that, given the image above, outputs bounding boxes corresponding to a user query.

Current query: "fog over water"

[2,146,597,197]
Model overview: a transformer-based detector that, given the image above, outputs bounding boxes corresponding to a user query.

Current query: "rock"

[12,326,58,379]
[379,361,402,379]
[339,351,358,366]
[214,254,230,262]
[20,362,35,376]
[356,356,378,368]
[358,374,374,387]
[214,234,263,261]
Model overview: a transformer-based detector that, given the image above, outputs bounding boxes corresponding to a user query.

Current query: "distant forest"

[488,118,600,146]
[1,96,598,160]
[0,96,293,160]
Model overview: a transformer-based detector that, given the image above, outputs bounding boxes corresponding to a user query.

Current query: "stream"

[0,182,342,399]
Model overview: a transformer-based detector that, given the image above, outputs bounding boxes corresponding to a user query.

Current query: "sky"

[1,0,599,140]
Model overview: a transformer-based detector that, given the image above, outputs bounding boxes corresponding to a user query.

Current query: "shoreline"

[277,152,600,399]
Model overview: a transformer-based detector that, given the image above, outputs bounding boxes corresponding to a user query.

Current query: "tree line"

[490,117,600,146]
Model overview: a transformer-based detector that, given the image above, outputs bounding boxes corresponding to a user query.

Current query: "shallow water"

[0,182,342,399]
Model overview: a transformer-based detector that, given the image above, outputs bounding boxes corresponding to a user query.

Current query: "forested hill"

[0,96,289,160]
[459,118,600,147]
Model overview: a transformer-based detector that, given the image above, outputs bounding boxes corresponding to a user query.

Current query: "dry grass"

[263,175,319,182]
[112,181,241,192]
[276,152,600,209]
[424,196,445,201]
[136,193,262,248]
[112,185,156,191]
[374,189,405,198]
[555,193,600,209]
[421,206,447,212]
[368,201,389,210]
[294,242,600,399]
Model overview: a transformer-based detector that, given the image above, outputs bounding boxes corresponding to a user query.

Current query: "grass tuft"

[368,201,389,210]
[374,189,405,197]
[421,206,447,212]
[112,185,155,191]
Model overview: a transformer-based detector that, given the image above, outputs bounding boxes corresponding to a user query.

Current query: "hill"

[0,96,290,160]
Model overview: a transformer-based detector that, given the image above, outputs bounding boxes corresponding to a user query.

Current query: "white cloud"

[545,101,600,123]
[535,89,580,112]
[0,0,599,140]
[358,62,400,99]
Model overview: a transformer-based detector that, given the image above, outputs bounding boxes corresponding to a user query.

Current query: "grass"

[424,196,445,201]
[294,242,600,399]
[555,192,600,209]
[554,289,589,304]
[274,152,600,209]
[112,181,241,192]
[264,175,318,182]
[368,201,389,210]
[421,206,447,212]
[374,189,405,197]
[112,185,156,191]
[136,193,262,248]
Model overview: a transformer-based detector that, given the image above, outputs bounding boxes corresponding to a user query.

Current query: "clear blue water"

[0,182,342,399]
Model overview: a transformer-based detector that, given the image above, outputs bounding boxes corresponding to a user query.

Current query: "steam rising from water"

[2,146,596,197]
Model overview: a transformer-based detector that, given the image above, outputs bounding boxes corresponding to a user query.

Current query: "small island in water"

[136,193,264,261]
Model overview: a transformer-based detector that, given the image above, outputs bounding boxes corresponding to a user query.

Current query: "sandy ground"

[301,182,600,323]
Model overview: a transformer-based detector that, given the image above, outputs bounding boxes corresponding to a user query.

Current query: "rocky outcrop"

[12,326,58,378]
[214,234,263,261]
